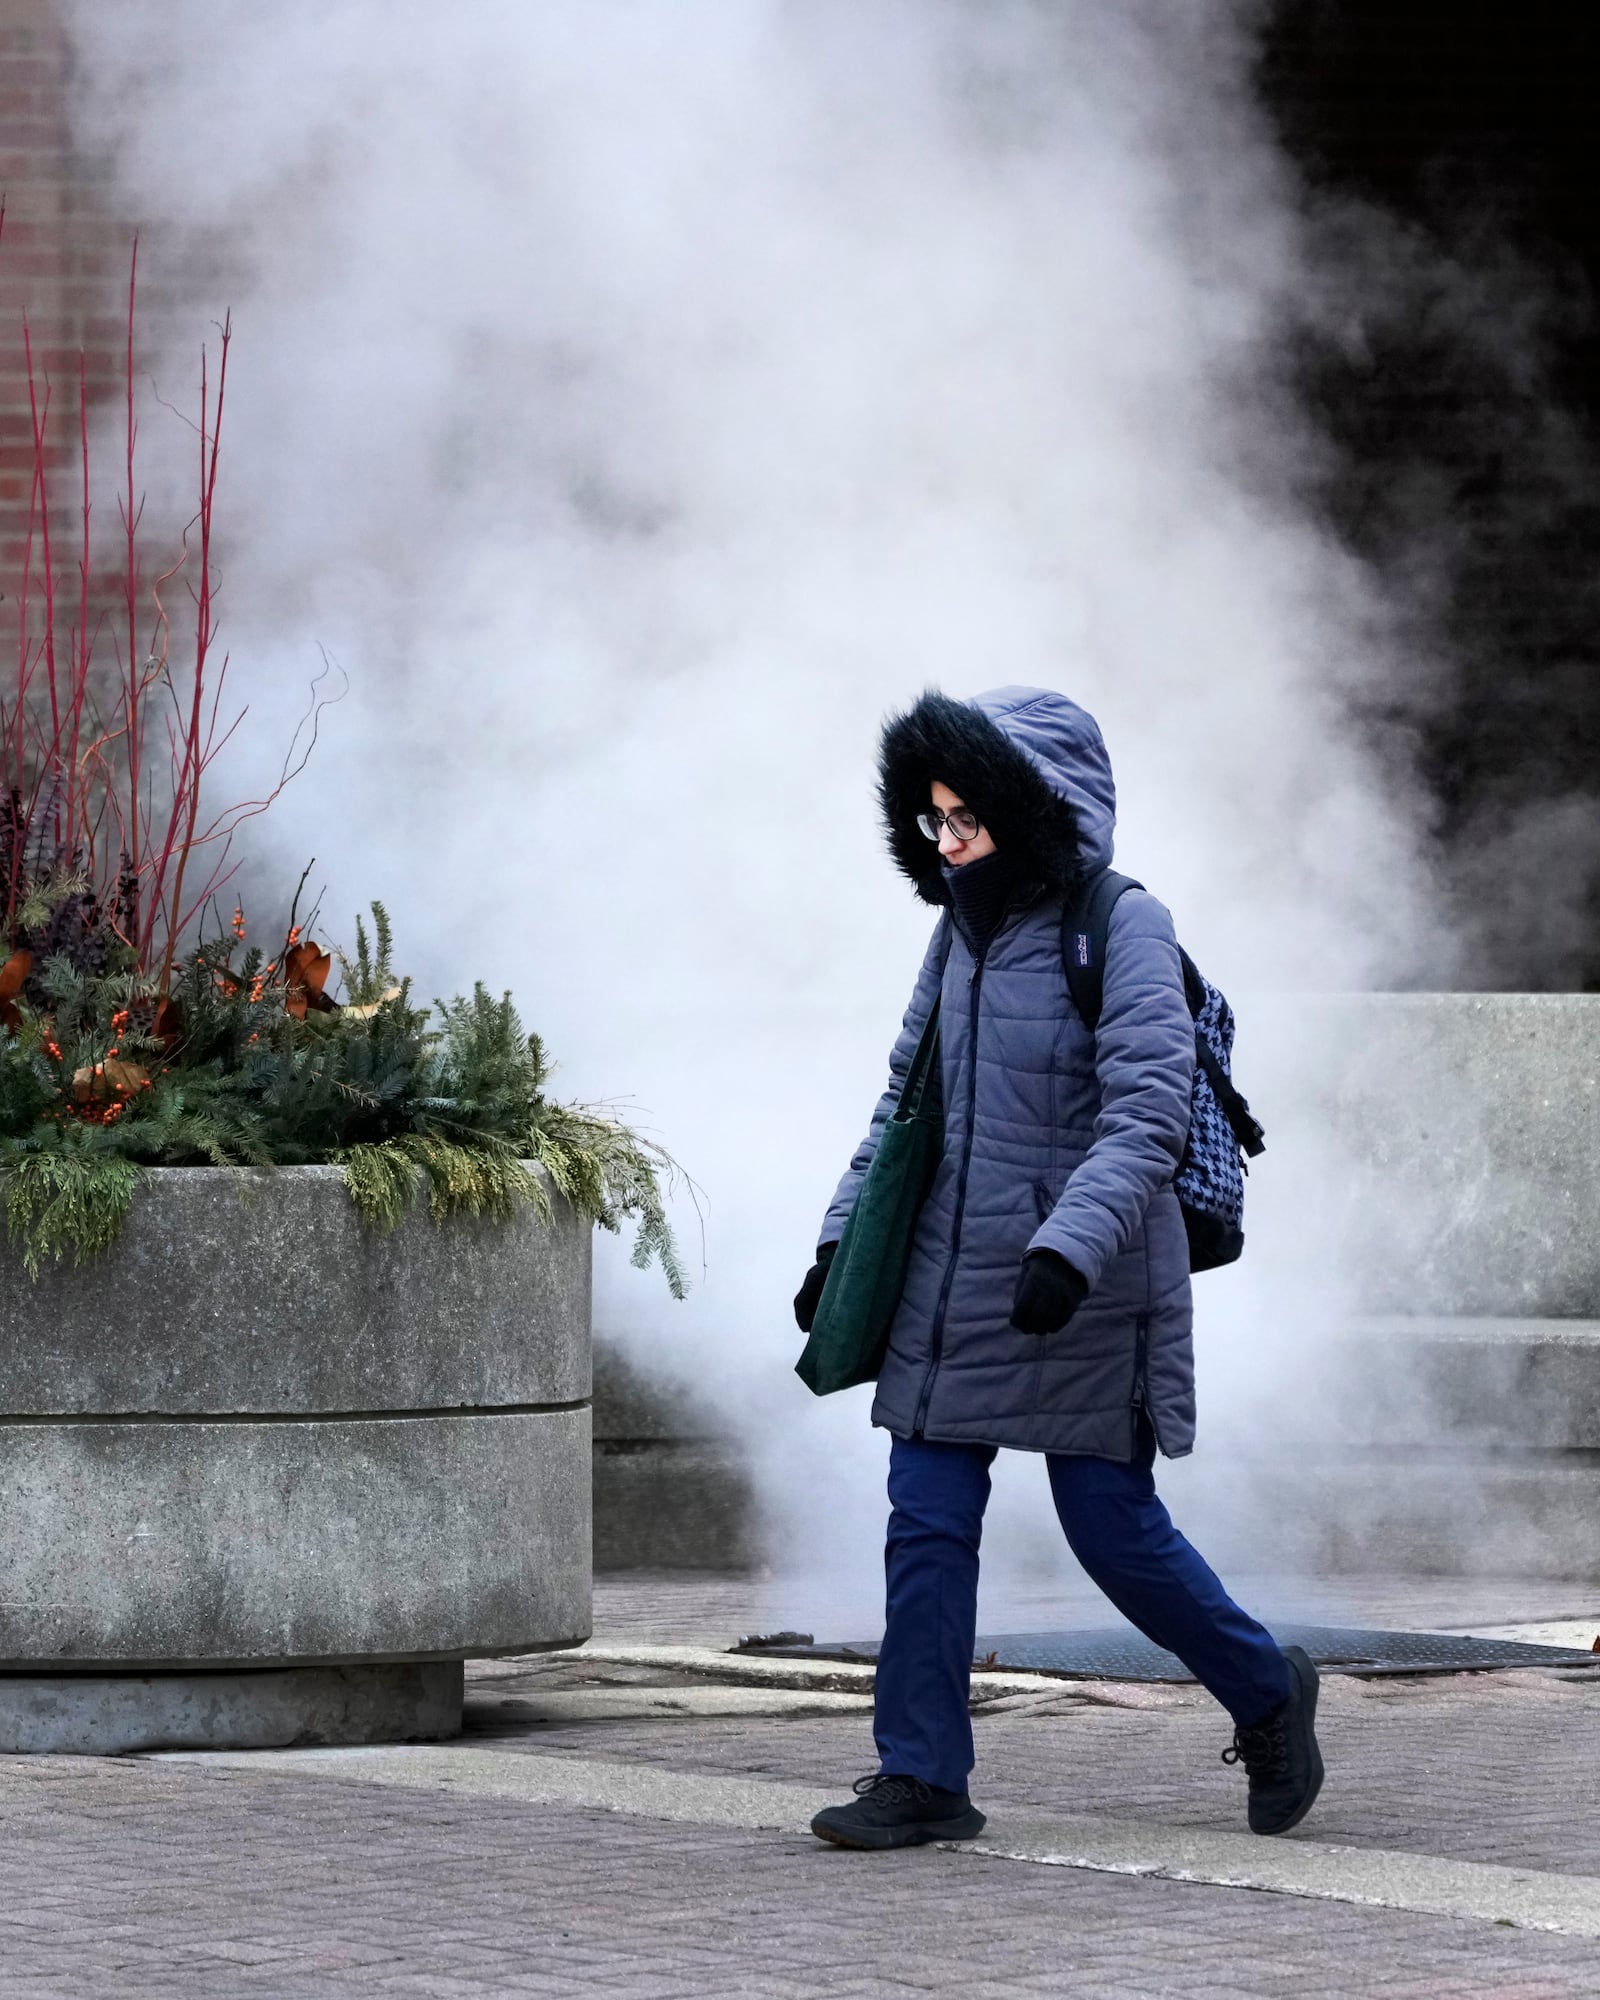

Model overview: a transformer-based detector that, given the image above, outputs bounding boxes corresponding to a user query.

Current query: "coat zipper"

[913,946,989,1434]
[1131,1313,1150,1411]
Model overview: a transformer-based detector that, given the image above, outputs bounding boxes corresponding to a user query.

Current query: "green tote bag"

[795,1000,943,1396]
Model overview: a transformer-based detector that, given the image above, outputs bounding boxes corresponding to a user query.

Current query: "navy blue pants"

[874,1423,1292,1792]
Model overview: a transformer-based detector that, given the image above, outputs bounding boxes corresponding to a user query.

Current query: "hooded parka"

[820,686,1197,1462]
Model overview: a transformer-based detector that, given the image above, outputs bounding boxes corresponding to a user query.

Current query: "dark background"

[1259,1,1600,987]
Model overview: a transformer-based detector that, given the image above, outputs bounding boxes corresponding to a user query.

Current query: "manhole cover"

[740,1624,1600,1680]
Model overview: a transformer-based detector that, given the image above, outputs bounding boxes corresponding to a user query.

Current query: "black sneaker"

[1222,1644,1325,1835]
[810,1773,987,1850]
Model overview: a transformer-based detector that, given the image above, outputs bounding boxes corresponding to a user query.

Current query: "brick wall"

[1261,0,1600,988]
[0,0,126,597]
[8,0,1596,984]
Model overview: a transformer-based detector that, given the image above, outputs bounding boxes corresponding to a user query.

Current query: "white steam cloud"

[65,1,1446,1626]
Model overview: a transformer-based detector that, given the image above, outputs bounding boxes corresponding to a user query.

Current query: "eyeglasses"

[917,806,982,843]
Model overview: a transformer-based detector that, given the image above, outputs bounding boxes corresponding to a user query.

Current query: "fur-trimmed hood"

[878,685,1116,905]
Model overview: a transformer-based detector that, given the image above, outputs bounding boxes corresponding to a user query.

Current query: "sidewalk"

[2,1572,1598,1998]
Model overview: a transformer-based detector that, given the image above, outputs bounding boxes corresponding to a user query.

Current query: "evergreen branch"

[1,900,690,1295]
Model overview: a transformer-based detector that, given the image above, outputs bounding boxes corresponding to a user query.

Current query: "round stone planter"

[0,1165,591,1752]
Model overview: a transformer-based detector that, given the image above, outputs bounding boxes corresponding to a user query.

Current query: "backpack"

[1061,871,1265,1273]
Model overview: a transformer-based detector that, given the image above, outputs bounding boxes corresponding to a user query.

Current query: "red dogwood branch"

[1,226,330,990]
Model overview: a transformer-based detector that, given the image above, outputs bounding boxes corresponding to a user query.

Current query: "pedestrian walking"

[796,685,1323,1851]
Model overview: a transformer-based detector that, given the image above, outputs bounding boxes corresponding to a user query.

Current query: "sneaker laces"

[852,1773,933,1805]
[1221,1706,1290,1781]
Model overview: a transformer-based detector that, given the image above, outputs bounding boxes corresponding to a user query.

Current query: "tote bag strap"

[895,998,942,1121]
[895,911,950,1119]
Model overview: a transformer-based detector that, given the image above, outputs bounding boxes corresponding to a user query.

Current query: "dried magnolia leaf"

[343,983,404,1021]
[285,940,338,1019]
[286,940,332,993]
[72,1058,150,1104]
[0,947,31,1031]
[152,997,183,1048]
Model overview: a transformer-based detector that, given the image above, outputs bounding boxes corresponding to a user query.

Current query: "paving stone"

[4,1577,1600,1995]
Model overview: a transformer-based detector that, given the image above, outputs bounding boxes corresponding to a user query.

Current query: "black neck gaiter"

[943,848,1017,956]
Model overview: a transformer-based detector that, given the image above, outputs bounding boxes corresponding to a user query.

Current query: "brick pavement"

[2,1754,1599,1999]
[484,1658,1600,1878]
[1,1572,1598,1997]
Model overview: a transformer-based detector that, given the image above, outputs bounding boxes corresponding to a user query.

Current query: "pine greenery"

[0,901,688,1294]
[3,1150,139,1278]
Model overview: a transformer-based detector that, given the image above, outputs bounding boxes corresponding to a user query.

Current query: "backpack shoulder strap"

[1060,869,1143,1032]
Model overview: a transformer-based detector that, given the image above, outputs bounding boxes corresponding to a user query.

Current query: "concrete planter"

[0,1165,591,1750]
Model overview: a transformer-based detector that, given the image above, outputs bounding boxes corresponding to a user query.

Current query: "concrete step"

[591,1340,756,1572]
[1319,1316,1600,1449]
[1198,1314,1600,1580]
[593,1442,759,1572]
[1196,1454,1600,1582]
[1288,995,1600,1318]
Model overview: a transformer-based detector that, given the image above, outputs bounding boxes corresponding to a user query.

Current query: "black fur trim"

[878,690,1087,906]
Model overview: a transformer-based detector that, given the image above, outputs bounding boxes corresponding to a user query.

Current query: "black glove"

[1009,1249,1089,1335]
[793,1241,839,1332]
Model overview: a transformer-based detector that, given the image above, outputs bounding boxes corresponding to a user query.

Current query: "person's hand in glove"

[1009,1248,1089,1335]
[793,1241,839,1332]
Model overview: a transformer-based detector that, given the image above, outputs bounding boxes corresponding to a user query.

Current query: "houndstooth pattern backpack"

[1060,871,1265,1272]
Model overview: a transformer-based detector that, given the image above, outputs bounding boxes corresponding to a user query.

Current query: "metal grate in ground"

[739,1624,1600,1680]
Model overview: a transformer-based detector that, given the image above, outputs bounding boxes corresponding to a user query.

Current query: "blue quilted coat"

[820,686,1197,1461]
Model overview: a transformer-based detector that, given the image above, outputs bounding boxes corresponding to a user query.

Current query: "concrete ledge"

[1303,995,1600,1316]
[1189,1453,1600,1582]
[592,1342,709,1443]
[1325,1318,1600,1449]
[0,1662,463,1755]
[591,1341,756,1570]
[593,1441,759,1571]
[0,1165,590,1414]
[1306,1458,1600,1579]
[1201,1315,1600,1578]
[0,1407,592,1668]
